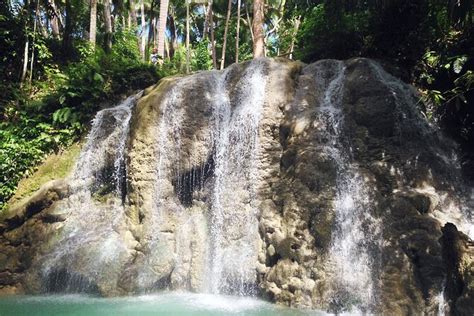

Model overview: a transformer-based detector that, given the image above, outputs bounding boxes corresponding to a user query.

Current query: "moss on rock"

[6,143,81,211]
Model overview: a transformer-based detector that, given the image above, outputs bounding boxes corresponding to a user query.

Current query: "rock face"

[0,58,473,314]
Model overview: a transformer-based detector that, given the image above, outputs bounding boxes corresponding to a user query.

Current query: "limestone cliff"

[0,58,472,315]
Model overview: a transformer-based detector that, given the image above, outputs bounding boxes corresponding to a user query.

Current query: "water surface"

[0,292,326,316]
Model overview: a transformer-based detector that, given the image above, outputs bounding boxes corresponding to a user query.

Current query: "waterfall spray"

[41,92,141,293]
[308,61,381,312]
[207,60,267,295]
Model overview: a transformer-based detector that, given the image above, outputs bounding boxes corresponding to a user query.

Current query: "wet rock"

[0,58,472,315]
[441,223,474,315]
[0,180,69,233]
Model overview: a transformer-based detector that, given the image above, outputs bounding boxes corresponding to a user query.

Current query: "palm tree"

[140,0,146,59]
[104,0,113,51]
[186,0,190,72]
[204,0,217,68]
[220,0,232,69]
[89,0,97,46]
[235,0,241,63]
[157,0,169,61]
[252,0,264,58]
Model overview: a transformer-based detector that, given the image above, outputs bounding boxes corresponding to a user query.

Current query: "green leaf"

[453,56,467,74]
[93,73,104,83]
[59,94,66,105]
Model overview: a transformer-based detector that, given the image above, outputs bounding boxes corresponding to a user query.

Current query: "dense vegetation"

[0,0,473,209]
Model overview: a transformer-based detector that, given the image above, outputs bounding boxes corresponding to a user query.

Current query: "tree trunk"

[63,0,74,57]
[186,0,190,73]
[203,3,210,39]
[20,39,29,84]
[47,0,61,39]
[209,2,217,69]
[39,14,48,38]
[28,0,40,85]
[147,1,156,57]
[147,17,155,55]
[20,0,30,84]
[220,0,232,70]
[104,0,113,52]
[235,0,241,63]
[157,0,169,60]
[252,0,264,58]
[129,0,137,28]
[153,17,158,49]
[245,0,254,41]
[203,0,216,69]
[50,15,60,39]
[165,34,170,58]
[89,0,97,46]
[169,9,177,59]
[140,0,146,59]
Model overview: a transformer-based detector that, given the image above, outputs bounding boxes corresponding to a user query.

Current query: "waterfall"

[41,92,141,293]
[207,60,266,295]
[369,61,474,241]
[310,61,381,311]
[138,60,267,294]
[73,93,139,197]
[137,76,190,290]
[436,279,448,316]
[464,188,474,239]
[139,60,267,294]
[153,78,187,217]
[13,58,472,314]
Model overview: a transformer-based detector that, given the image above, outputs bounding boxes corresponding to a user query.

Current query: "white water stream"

[309,61,381,311]
[207,60,266,295]
[41,93,141,292]
[30,59,474,314]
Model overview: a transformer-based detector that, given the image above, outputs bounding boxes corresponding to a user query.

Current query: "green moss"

[6,142,82,210]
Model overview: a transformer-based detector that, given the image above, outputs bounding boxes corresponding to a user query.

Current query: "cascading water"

[436,279,448,316]
[144,60,267,295]
[6,58,474,315]
[310,61,381,312]
[41,92,141,292]
[207,60,267,295]
[370,61,473,235]
[136,74,202,290]
[73,93,139,196]
[370,60,474,314]
[463,188,474,239]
